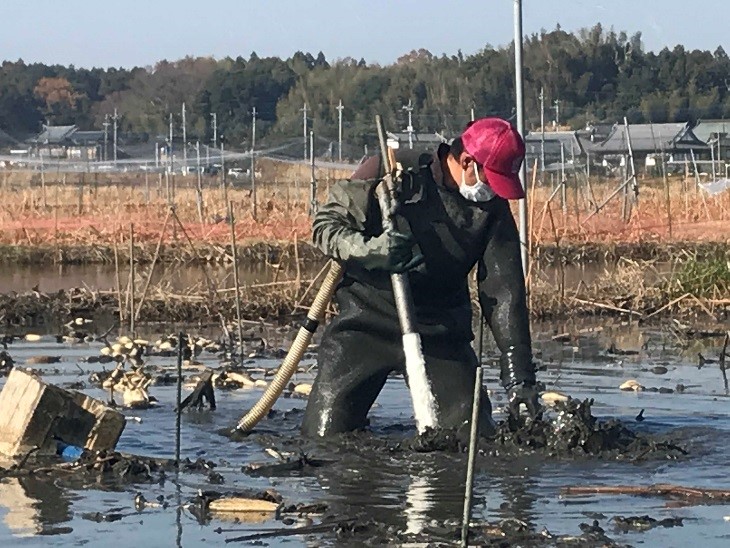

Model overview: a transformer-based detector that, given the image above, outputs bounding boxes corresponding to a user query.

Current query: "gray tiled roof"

[30,125,78,144]
[583,123,707,154]
[71,131,104,144]
[692,120,730,142]
[525,131,583,157]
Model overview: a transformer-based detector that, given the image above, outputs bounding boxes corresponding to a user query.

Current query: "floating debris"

[619,379,644,392]
[540,391,569,405]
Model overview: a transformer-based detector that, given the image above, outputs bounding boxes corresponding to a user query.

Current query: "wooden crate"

[0,369,126,457]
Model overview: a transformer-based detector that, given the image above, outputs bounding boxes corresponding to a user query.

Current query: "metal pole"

[337,99,344,162]
[169,113,174,175]
[195,141,204,224]
[302,103,308,161]
[560,142,567,213]
[221,140,228,203]
[181,103,187,175]
[251,107,257,220]
[460,365,483,547]
[113,108,118,165]
[710,137,717,181]
[514,0,528,276]
[540,87,545,174]
[403,99,414,149]
[175,331,183,467]
[103,114,109,162]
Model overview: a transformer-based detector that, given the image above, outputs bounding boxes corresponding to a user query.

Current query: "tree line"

[1,24,729,152]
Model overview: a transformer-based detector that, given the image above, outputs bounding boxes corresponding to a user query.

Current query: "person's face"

[458,152,484,186]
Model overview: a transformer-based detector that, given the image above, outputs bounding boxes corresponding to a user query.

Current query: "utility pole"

[102,114,109,162]
[553,99,561,127]
[336,99,344,161]
[181,102,187,175]
[560,142,567,213]
[210,112,217,168]
[540,87,546,174]
[403,99,414,149]
[301,103,308,161]
[112,108,118,165]
[513,0,528,276]
[251,106,257,220]
[168,113,173,174]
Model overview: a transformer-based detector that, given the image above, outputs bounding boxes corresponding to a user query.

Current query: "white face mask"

[459,163,496,202]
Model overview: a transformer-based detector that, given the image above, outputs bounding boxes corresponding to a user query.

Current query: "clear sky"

[1,0,725,68]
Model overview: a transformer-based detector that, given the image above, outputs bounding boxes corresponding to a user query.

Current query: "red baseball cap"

[461,117,526,200]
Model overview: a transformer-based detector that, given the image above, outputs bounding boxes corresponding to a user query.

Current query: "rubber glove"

[360,230,424,273]
[507,381,542,420]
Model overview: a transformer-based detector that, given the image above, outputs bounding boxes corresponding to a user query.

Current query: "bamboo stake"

[293,231,302,294]
[113,240,124,325]
[175,331,183,467]
[460,364,483,546]
[134,208,172,322]
[228,201,245,366]
[129,223,135,338]
[169,208,218,299]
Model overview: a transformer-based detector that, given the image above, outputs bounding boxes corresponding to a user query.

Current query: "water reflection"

[0,476,71,537]
[314,450,543,538]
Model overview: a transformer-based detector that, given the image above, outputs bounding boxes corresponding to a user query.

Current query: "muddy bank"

[1,284,728,331]
[2,239,729,267]
[534,240,730,264]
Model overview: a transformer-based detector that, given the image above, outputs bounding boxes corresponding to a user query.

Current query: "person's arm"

[477,199,536,390]
[312,177,423,273]
[312,178,378,263]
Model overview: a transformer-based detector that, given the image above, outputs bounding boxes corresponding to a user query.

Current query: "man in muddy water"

[301,117,540,438]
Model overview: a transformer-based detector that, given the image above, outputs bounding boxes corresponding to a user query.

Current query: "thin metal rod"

[229,201,245,366]
[175,331,183,467]
[461,365,483,547]
[513,0,528,277]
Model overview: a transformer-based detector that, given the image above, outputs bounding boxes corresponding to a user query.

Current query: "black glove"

[507,381,542,420]
[362,230,424,273]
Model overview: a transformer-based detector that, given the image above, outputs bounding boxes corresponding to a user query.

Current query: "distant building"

[524,130,583,171]
[26,125,104,160]
[386,131,448,150]
[692,119,730,161]
[581,122,708,170]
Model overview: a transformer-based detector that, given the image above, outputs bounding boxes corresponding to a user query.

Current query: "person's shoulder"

[350,155,380,181]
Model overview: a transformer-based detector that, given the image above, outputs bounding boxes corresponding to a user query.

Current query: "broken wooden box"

[0,369,126,457]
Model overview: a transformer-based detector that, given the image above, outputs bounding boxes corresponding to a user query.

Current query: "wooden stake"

[134,208,172,322]
[129,224,135,338]
[113,240,124,325]
[228,201,245,366]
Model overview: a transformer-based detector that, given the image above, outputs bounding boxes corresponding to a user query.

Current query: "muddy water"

[0,318,728,546]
